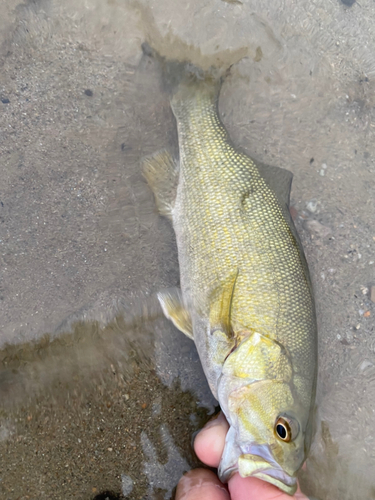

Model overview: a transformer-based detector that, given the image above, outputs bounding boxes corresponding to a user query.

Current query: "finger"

[194,412,229,467]
[228,473,309,500]
[176,469,230,500]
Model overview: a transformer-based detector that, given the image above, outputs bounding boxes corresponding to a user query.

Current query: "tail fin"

[141,42,225,111]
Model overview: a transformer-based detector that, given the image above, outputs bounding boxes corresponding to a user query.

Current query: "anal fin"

[141,150,178,221]
[157,288,193,340]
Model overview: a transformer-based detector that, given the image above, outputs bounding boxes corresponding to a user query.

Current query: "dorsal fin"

[255,160,313,294]
[255,160,293,208]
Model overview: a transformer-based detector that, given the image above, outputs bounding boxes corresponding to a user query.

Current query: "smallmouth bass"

[142,49,317,495]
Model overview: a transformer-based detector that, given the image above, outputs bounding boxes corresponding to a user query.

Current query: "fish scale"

[174,91,314,354]
[142,55,317,495]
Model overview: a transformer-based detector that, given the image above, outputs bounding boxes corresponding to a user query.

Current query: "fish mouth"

[219,445,297,496]
[239,446,297,496]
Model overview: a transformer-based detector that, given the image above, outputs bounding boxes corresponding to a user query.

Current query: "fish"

[141,47,318,496]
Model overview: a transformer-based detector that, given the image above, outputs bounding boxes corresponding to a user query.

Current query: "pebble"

[371,286,375,303]
[306,199,318,213]
[319,164,327,176]
[359,359,374,372]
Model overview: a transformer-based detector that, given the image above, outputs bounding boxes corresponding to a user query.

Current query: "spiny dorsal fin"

[256,160,313,294]
[256,160,293,208]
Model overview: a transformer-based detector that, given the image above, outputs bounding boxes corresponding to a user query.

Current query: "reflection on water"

[0,0,375,498]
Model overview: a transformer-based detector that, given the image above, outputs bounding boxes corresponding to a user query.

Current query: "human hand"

[176,412,309,500]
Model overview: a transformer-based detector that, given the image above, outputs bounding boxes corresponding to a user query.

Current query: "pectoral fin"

[141,150,178,221]
[209,270,239,339]
[157,288,193,339]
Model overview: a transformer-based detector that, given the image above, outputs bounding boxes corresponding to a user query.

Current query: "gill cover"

[217,333,309,495]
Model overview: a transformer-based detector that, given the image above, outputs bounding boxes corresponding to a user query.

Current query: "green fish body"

[142,60,317,495]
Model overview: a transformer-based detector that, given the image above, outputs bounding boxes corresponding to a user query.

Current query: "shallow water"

[1,0,375,498]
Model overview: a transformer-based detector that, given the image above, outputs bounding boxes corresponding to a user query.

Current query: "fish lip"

[238,445,298,495]
[220,461,297,496]
[250,470,297,496]
[219,443,297,495]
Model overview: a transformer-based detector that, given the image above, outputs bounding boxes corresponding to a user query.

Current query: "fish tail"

[141,42,225,114]
[170,69,222,118]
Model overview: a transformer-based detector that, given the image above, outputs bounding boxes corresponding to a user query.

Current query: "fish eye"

[274,416,299,442]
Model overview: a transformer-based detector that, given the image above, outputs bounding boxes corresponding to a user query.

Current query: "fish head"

[219,381,310,494]
[217,334,315,495]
